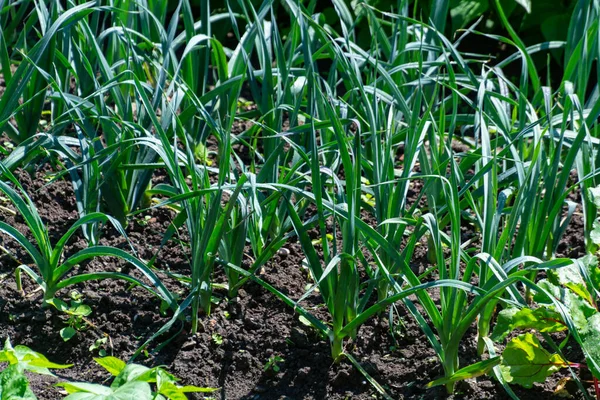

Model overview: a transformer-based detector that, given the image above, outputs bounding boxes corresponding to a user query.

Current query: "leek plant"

[0,0,169,237]
[237,4,461,378]
[0,166,174,306]
[126,61,249,331]
[2,0,212,231]
[53,0,186,227]
[0,2,96,143]
[219,177,291,299]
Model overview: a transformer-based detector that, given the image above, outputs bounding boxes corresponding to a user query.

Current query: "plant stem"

[377,280,389,304]
[443,350,459,394]
[191,296,199,334]
[332,335,344,362]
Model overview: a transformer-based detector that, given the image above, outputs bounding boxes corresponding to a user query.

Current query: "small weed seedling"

[89,337,110,357]
[46,297,93,341]
[264,355,284,373]
[212,333,223,346]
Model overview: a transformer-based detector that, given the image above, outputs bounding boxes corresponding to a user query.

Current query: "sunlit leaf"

[427,357,501,388]
[500,333,566,388]
[94,357,126,377]
[491,307,566,342]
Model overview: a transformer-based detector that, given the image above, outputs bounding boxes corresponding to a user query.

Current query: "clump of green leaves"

[57,357,217,399]
[264,355,284,373]
[0,364,37,400]
[427,333,569,390]
[46,297,92,342]
[89,338,109,357]
[490,255,600,385]
[0,338,72,399]
[0,166,174,307]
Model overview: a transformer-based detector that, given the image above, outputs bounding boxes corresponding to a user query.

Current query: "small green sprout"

[89,337,109,357]
[212,333,223,346]
[46,297,92,341]
[264,355,284,373]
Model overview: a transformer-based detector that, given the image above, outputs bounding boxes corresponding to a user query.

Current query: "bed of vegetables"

[0,0,599,399]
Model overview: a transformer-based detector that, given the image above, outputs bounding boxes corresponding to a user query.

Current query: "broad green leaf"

[46,298,69,313]
[58,382,113,395]
[500,333,566,388]
[590,222,600,246]
[533,280,595,330]
[61,381,151,399]
[110,364,151,388]
[427,357,501,388]
[580,313,600,378]
[491,307,566,342]
[579,255,600,291]
[71,304,92,317]
[157,382,187,400]
[61,394,105,400]
[60,327,77,342]
[108,381,152,400]
[2,339,72,376]
[94,358,126,377]
[550,261,592,304]
[0,365,37,400]
[155,369,178,392]
[157,366,219,397]
[588,186,600,208]
[22,355,72,370]
[0,340,18,365]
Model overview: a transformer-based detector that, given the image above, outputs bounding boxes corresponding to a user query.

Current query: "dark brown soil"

[0,165,592,400]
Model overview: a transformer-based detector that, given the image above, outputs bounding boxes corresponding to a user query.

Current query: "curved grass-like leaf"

[0,222,48,276]
[427,356,502,388]
[57,246,174,306]
[0,2,97,142]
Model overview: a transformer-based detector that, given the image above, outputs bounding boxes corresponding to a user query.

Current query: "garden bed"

[1,1,599,399]
[0,167,588,400]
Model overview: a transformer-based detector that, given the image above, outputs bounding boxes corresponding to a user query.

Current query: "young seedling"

[45,297,93,342]
[89,337,109,357]
[0,166,174,309]
[211,333,223,346]
[264,355,284,374]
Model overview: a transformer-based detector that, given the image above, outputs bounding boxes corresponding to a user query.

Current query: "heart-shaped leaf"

[500,333,566,388]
